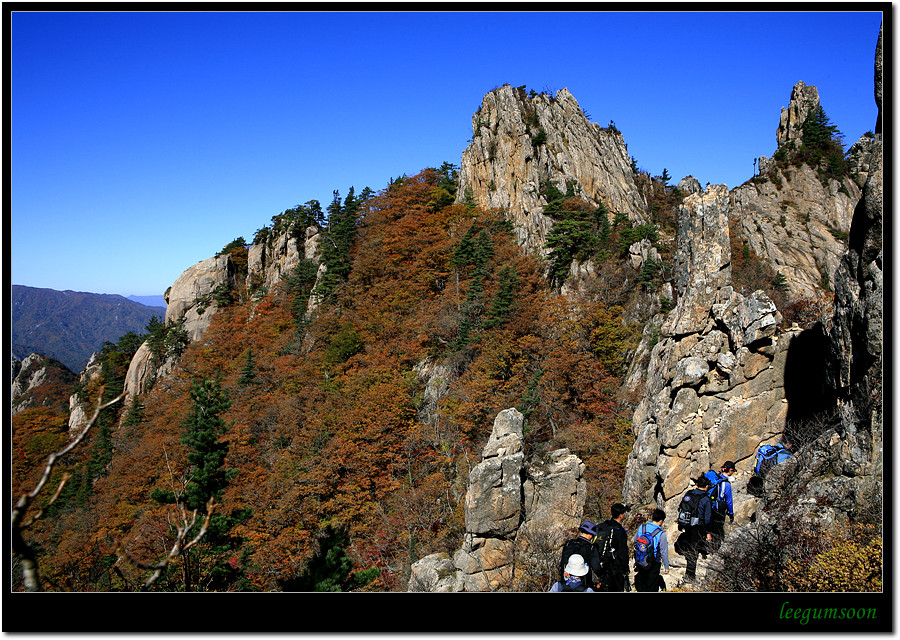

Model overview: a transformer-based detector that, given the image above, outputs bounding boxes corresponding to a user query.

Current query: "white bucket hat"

[564,553,590,577]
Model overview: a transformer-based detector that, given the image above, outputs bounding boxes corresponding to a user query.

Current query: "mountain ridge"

[10,284,166,373]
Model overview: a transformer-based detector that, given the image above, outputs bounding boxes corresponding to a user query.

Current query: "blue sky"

[10,9,883,298]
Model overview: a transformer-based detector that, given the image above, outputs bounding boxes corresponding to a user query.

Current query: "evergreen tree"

[437,161,459,196]
[238,349,256,386]
[597,203,612,244]
[802,105,842,151]
[280,525,378,592]
[315,187,361,301]
[798,104,847,180]
[472,229,495,277]
[286,258,319,334]
[181,379,232,514]
[122,397,145,429]
[451,223,479,268]
[545,217,597,288]
[484,265,519,328]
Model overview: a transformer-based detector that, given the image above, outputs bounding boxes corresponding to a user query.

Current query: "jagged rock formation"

[631,24,882,590]
[621,183,791,527]
[457,84,647,258]
[409,408,586,591]
[117,254,235,402]
[706,104,883,587]
[164,254,234,342]
[774,80,822,149]
[246,226,322,298]
[11,354,78,416]
[67,353,104,431]
[734,81,866,299]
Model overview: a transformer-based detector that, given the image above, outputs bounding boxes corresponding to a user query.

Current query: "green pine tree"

[238,349,256,386]
[801,105,842,151]
[181,379,232,514]
[484,265,519,328]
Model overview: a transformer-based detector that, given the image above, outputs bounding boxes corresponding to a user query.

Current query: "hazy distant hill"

[127,294,167,308]
[10,285,166,373]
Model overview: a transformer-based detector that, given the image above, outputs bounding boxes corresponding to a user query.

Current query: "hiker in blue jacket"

[708,461,735,552]
[633,508,669,592]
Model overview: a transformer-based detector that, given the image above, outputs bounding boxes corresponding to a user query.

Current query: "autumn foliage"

[12,167,640,591]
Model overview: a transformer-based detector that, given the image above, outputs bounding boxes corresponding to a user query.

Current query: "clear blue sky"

[10,9,883,298]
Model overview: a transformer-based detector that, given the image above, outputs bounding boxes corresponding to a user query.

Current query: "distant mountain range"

[10,285,167,373]
[127,294,167,308]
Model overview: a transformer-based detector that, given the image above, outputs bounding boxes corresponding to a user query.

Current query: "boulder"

[164,254,233,342]
[410,408,586,591]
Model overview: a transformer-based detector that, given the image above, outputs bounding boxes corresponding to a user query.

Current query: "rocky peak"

[735,75,865,299]
[775,81,821,149]
[664,184,733,335]
[246,225,321,297]
[458,84,647,259]
[121,227,325,402]
[624,174,786,523]
[164,254,234,342]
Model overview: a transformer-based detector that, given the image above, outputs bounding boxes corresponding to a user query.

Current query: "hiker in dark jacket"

[708,461,735,552]
[559,521,604,590]
[678,476,712,583]
[633,508,669,592]
[601,503,630,592]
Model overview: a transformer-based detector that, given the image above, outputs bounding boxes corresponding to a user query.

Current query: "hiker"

[676,475,712,583]
[707,461,735,552]
[550,554,596,592]
[600,503,630,592]
[747,442,794,496]
[559,521,604,590]
[633,508,669,592]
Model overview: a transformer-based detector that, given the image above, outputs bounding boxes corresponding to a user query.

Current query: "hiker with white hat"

[549,554,596,592]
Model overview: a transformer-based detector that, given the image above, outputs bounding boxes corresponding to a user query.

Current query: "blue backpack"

[633,523,662,568]
[703,470,727,511]
[754,444,792,476]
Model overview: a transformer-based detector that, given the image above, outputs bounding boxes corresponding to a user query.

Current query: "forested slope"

[15,168,644,591]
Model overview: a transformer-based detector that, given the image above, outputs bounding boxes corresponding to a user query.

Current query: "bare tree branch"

[116,498,216,591]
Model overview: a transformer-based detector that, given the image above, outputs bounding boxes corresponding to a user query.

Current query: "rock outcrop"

[121,228,325,402]
[164,254,234,343]
[622,182,790,529]
[409,408,586,591]
[246,226,321,297]
[67,353,104,431]
[119,253,234,402]
[706,105,883,587]
[458,84,647,259]
[634,24,882,590]
[734,81,863,299]
[11,354,78,416]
